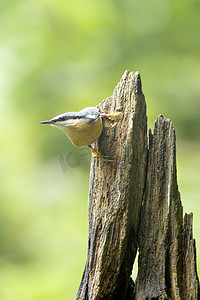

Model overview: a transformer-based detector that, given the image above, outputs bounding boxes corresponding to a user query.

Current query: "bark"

[76,71,199,300]
[76,70,147,300]
[136,116,199,299]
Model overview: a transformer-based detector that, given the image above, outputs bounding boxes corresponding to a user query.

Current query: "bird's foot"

[101,112,122,119]
[88,146,113,162]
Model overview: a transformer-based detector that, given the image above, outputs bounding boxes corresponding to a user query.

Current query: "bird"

[40,106,122,159]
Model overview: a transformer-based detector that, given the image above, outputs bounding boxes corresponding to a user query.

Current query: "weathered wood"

[182,213,199,299]
[135,116,200,299]
[76,70,147,300]
[76,71,199,300]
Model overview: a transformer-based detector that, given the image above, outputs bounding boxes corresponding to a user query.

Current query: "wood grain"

[76,70,147,300]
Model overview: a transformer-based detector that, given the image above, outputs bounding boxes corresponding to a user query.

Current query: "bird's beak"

[40,120,52,124]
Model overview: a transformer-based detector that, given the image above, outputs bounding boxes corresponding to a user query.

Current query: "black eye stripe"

[52,115,83,123]
[53,115,98,123]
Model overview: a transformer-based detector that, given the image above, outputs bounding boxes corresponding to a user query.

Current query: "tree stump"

[136,116,199,299]
[76,71,199,300]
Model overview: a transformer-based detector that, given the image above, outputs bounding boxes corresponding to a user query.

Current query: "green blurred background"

[0,0,200,299]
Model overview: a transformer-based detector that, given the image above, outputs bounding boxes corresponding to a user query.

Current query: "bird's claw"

[91,149,113,162]
[101,112,122,119]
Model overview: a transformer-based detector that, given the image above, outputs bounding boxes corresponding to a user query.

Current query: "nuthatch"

[40,107,122,159]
